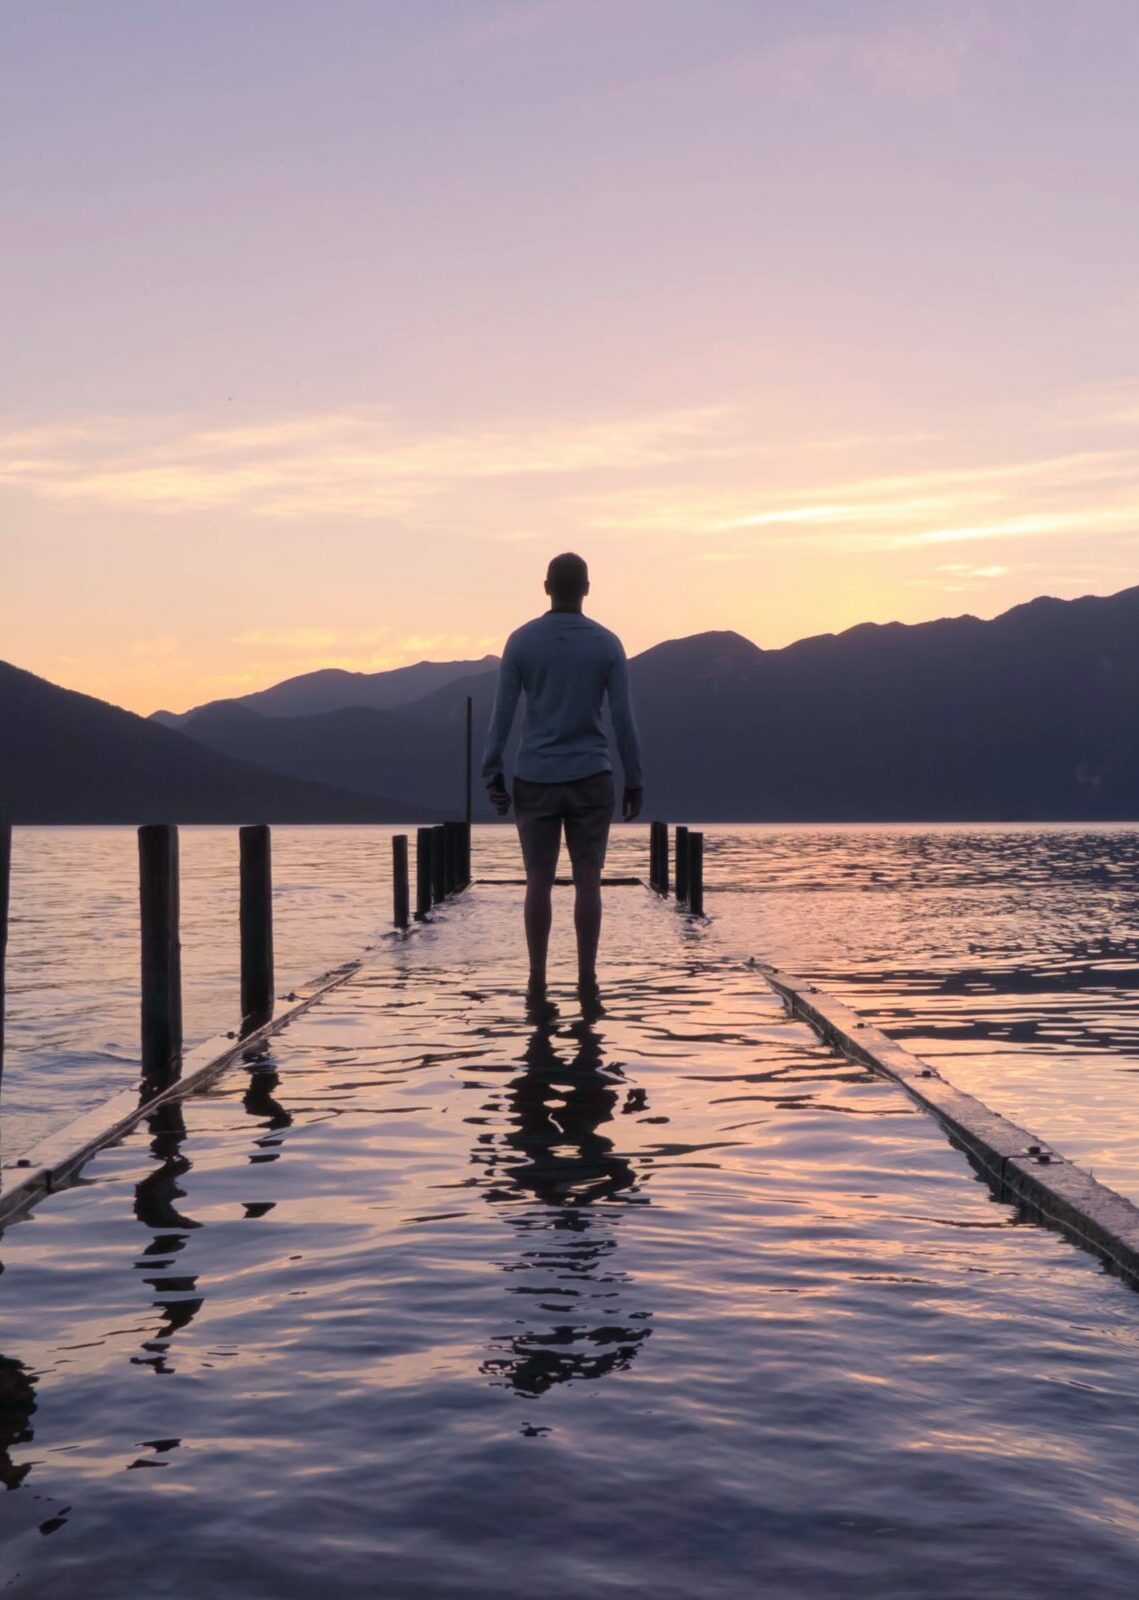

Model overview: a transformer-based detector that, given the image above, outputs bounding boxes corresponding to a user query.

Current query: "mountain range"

[152,655,498,726]
[0,660,444,824]
[4,585,1139,823]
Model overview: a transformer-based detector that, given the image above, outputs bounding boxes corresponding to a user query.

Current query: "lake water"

[4,825,1139,1194]
[4,876,1139,1597]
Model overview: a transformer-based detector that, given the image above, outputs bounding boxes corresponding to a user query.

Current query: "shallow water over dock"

[4,887,1139,1597]
[5,824,1139,1197]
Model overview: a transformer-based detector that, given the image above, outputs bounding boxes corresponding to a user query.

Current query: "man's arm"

[481,638,523,814]
[607,643,644,820]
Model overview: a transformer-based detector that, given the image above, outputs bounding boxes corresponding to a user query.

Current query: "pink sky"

[3,0,1138,713]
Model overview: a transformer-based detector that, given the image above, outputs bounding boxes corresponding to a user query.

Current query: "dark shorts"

[513,771,614,881]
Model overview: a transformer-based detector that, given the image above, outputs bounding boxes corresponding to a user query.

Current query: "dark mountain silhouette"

[0,661,443,824]
[164,586,1139,822]
[152,655,498,727]
[163,671,501,819]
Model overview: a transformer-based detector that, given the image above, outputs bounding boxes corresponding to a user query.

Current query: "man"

[483,553,643,1019]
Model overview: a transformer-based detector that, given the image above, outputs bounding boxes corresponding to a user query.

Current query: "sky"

[3,0,1139,714]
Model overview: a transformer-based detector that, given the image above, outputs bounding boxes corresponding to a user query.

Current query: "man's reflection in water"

[478,1023,652,1397]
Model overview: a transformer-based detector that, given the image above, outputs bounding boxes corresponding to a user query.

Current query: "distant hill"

[0,661,443,824]
[153,655,499,726]
[626,587,1139,820]
[164,586,1139,822]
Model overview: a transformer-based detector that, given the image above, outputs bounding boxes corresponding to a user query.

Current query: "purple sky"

[3,0,1138,711]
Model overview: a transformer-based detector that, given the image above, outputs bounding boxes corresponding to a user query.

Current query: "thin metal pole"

[0,808,9,1088]
[392,834,410,930]
[465,695,473,825]
[240,824,275,1030]
[139,824,183,1088]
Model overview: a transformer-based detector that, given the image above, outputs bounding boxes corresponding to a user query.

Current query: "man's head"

[545,552,590,608]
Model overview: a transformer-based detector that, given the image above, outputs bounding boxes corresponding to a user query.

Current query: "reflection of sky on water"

[4,888,1139,1596]
[6,824,1139,1183]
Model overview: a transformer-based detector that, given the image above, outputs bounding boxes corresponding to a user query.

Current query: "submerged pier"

[4,840,1139,1593]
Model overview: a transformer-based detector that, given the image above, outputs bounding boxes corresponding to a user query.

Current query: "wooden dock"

[4,867,1139,1593]
[4,819,1139,1289]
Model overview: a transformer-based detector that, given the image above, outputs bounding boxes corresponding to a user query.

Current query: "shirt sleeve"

[481,636,523,783]
[607,641,644,789]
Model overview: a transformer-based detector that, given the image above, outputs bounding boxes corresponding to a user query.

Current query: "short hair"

[546,552,589,599]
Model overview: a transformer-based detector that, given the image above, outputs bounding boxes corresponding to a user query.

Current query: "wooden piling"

[431,824,446,904]
[675,825,689,906]
[0,808,9,1087]
[392,833,410,930]
[687,831,704,916]
[138,824,183,1087]
[658,821,670,897]
[240,824,275,1029]
[416,827,433,918]
[449,820,470,893]
[444,821,460,897]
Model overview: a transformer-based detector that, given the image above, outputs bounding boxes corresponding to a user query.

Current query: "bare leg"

[573,864,603,990]
[524,874,554,992]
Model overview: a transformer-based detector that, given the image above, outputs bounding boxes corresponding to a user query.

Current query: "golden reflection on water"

[5,870,1139,1595]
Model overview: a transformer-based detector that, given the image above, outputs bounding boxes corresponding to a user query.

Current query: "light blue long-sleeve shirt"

[482,611,644,788]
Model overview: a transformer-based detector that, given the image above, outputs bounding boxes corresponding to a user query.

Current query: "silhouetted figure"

[477,1024,652,1397]
[483,553,643,1017]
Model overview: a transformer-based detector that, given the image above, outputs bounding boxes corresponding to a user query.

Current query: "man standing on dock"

[483,553,643,1019]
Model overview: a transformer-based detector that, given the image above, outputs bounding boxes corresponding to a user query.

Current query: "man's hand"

[488,775,511,816]
[622,786,643,821]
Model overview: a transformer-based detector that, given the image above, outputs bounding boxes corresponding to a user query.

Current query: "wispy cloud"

[730,2,1001,104]
[0,406,733,518]
[1053,377,1139,430]
[234,625,391,652]
[584,447,1139,552]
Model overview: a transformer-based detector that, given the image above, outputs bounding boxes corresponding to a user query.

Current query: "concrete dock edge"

[760,963,1139,1287]
[0,954,366,1228]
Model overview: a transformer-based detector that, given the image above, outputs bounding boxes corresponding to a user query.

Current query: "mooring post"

[0,807,10,1087]
[675,824,689,906]
[687,831,704,916]
[431,824,446,904]
[139,824,183,1087]
[461,820,471,888]
[392,833,410,930]
[658,821,670,897]
[648,820,660,891]
[415,827,433,918]
[239,824,275,1030]
[465,695,473,826]
[444,821,459,897]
